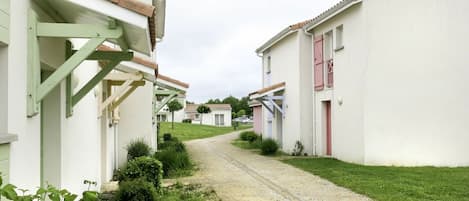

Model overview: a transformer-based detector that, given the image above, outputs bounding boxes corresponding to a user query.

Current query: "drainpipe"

[303,27,317,156]
[112,108,120,172]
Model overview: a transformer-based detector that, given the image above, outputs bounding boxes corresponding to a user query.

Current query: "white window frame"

[335,25,344,51]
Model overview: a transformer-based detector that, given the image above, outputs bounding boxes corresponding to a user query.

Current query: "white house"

[250,20,314,155]
[252,0,469,167]
[0,0,167,194]
[185,104,232,127]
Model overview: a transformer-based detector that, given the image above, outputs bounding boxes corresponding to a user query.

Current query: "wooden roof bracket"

[256,95,285,118]
[98,72,145,115]
[27,9,133,117]
[153,88,178,114]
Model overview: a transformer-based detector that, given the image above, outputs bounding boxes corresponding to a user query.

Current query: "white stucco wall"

[260,30,314,154]
[117,83,154,168]
[311,3,366,163]
[362,0,469,166]
[192,110,232,127]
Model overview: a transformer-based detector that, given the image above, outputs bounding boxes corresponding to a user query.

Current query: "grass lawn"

[160,122,252,141]
[282,158,469,201]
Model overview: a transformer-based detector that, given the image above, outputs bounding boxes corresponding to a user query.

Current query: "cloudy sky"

[158,0,341,103]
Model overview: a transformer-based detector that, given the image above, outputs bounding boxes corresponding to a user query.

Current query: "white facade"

[1,0,166,194]
[253,23,313,155]
[185,104,232,127]
[254,0,469,166]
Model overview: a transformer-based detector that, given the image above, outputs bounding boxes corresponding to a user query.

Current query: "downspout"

[303,27,317,156]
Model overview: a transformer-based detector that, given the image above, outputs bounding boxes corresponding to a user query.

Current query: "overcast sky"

[158,0,341,103]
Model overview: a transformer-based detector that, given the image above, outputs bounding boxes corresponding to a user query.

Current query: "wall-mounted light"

[337,97,343,106]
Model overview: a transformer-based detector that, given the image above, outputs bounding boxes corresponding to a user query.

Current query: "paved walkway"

[182,130,371,201]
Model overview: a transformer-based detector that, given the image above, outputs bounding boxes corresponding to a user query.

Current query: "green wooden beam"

[109,80,146,86]
[71,50,133,61]
[154,93,177,113]
[65,41,73,117]
[37,37,106,102]
[154,90,176,96]
[27,10,41,117]
[71,59,120,107]
[36,23,123,39]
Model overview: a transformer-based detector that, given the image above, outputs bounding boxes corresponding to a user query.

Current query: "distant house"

[251,0,469,167]
[185,104,232,126]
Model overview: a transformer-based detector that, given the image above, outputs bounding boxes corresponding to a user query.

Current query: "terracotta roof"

[249,82,286,96]
[185,104,232,112]
[108,0,157,50]
[157,74,190,89]
[304,0,362,31]
[289,19,313,30]
[97,45,158,70]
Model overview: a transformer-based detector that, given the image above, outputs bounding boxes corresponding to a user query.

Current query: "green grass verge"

[160,122,252,141]
[282,158,469,201]
[231,139,287,157]
[156,183,220,201]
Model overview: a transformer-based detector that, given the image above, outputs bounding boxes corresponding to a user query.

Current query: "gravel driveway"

[182,130,371,201]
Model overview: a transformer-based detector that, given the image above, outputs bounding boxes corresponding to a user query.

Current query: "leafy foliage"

[126,139,151,161]
[117,156,163,188]
[182,119,192,123]
[167,100,183,112]
[196,105,211,114]
[163,133,172,142]
[239,131,258,143]
[114,179,158,201]
[237,109,246,117]
[154,138,191,177]
[260,139,279,155]
[0,176,98,201]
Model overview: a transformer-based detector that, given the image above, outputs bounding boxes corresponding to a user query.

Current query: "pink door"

[326,101,332,156]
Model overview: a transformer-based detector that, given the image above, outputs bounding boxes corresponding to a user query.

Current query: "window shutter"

[327,59,333,88]
[314,36,324,91]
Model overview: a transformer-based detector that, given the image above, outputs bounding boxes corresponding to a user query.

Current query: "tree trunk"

[200,114,203,125]
[172,111,175,129]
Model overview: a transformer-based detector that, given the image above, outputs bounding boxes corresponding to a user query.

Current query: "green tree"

[196,105,211,125]
[167,100,183,129]
[222,96,240,112]
[237,109,246,117]
[207,98,222,104]
[239,97,252,116]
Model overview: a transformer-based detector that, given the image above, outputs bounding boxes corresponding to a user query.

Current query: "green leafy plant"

[126,139,151,161]
[182,119,192,124]
[196,105,211,125]
[239,131,257,142]
[292,141,304,156]
[163,133,172,142]
[80,180,98,201]
[261,139,279,155]
[159,139,186,153]
[167,100,184,129]
[114,179,158,201]
[117,156,163,188]
[154,147,191,177]
[232,121,239,130]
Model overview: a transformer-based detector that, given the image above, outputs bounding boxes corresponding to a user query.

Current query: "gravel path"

[182,130,371,201]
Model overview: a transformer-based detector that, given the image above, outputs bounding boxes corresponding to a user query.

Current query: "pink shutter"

[327,59,333,88]
[314,36,324,91]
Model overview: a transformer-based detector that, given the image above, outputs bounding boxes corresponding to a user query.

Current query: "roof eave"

[255,27,295,54]
[304,0,362,32]
[154,0,166,40]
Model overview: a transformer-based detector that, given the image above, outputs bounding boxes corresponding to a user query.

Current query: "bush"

[159,137,186,152]
[163,133,172,141]
[154,147,191,177]
[292,141,304,156]
[115,179,158,201]
[126,139,151,161]
[117,156,163,188]
[182,119,192,123]
[240,131,257,143]
[261,139,279,155]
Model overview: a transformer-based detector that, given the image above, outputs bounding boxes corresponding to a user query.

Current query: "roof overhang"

[42,0,155,55]
[249,82,286,100]
[304,0,362,32]
[255,28,295,54]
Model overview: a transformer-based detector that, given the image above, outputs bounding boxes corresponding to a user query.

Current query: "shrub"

[159,137,186,152]
[117,156,163,188]
[292,141,304,156]
[182,119,192,123]
[261,139,279,155]
[114,179,158,201]
[126,139,151,161]
[240,131,257,142]
[163,133,172,142]
[154,147,191,177]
